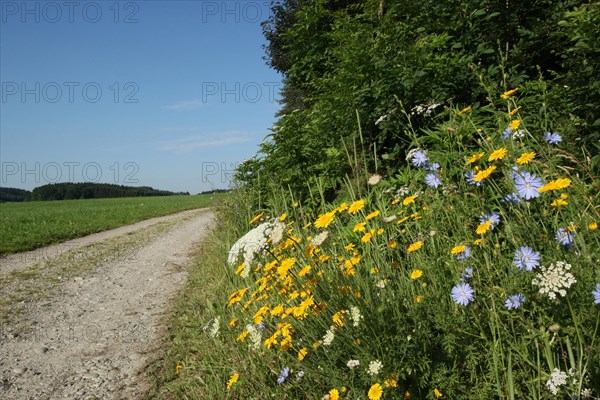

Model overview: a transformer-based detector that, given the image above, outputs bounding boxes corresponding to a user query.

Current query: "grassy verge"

[147,95,600,399]
[0,194,225,254]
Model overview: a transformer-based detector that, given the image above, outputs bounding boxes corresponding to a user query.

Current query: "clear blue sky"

[0,0,282,193]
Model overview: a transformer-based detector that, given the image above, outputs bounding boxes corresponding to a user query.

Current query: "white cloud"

[161,100,204,111]
[159,131,251,152]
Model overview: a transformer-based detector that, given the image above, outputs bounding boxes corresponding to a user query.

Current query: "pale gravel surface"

[0,208,216,399]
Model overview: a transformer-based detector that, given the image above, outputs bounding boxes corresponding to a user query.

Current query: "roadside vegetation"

[0,194,222,254]
[150,1,599,399]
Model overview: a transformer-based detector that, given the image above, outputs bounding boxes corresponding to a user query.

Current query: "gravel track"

[0,208,216,399]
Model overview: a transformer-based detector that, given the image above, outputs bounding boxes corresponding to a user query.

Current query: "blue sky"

[0,0,282,193]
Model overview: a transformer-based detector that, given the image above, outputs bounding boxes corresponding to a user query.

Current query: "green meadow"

[0,194,223,254]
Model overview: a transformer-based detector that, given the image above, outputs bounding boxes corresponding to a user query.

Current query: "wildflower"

[350,306,363,327]
[451,282,475,306]
[454,246,471,260]
[415,295,424,303]
[227,221,276,266]
[509,106,522,116]
[410,149,429,167]
[249,211,264,224]
[296,371,305,381]
[425,162,440,171]
[322,326,336,346]
[466,152,485,165]
[488,147,508,162]
[208,317,220,338]
[509,120,520,131]
[361,231,374,242]
[375,279,387,288]
[532,261,576,300]
[347,359,360,369]
[407,241,424,253]
[538,178,571,193]
[368,383,384,400]
[465,170,482,186]
[315,211,336,229]
[546,368,568,395]
[434,388,443,398]
[332,310,345,327]
[368,360,383,376]
[555,227,575,248]
[366,210,381,221]
[337,202,349,212]
[411,269,423,280]
[479,211,500,229]
[501,87,519,99]
[460,267,473,282]
[384,376,398,388]
[513,246,540,271]
[451,245,466,255]
[384,215,397,223]
[368,174,382,185]
[502,127,513,140]
[348,199,365,214]
[227,373,239,390]
[329,389,340,400]
[311,230,329,246]
[504,294,526,309]
[277,367,290,384]
[298,347,308,361]
[473,165,496,182]
[403,195,417,205]
[514,171,543,200]
[458,106,471,114]
[345,243,356,251]
[516,152,536,165]
[544,131,562,144]
[551,198,568,209]
[475,221,492,235]
[501,192,522,204]
[589,222,598,231]
[425,173,442,188]
[592,283,600,305]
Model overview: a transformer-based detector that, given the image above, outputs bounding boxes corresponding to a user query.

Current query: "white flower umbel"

[208,316,220,338]
[347,359,360,369]
[350,306,363,327]
[246,324,262,351]
[546,368,568,395]
[532,261,576,300]
[228,221,280,268]
[311,230,329,246]
[368,360,383,376]
[322,325,336,346]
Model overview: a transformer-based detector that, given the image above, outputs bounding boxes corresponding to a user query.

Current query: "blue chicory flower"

[452,283,475,306]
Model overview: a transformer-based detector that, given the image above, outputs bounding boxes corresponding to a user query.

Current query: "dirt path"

[0,208,216,399]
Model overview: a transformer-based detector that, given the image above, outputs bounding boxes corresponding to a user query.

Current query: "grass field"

[0,194,224,254]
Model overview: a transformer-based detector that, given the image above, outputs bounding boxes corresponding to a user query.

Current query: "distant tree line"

[0,183,190,202]
[0,187,32,202]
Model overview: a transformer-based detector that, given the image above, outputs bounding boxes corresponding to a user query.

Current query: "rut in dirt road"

[0,208,216,400]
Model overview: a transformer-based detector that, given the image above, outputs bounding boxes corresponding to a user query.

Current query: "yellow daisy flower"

[488,148,508,162]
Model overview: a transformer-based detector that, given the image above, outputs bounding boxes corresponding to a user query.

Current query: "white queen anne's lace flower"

[546,368,568,395]
[532,261,576,300]
[347,359,360,369]
[228,221,282,268]
[322,326,336,346]
[367,360,383,376]
[350,306,363,327]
